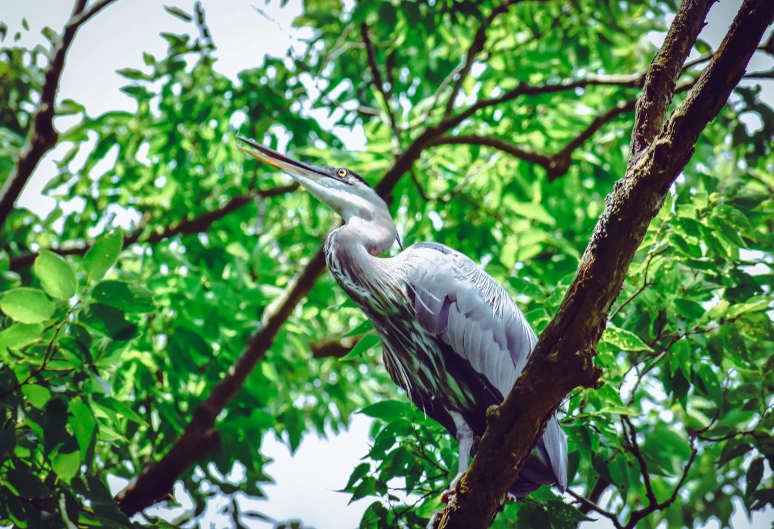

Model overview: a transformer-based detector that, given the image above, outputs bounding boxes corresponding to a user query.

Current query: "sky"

[1,1,773,528]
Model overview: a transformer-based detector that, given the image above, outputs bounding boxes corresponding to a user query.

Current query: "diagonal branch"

[8,184,298,271]
[310,336,361,359]
[628,0,715,159]
[0,0,121,231]
[565,488,623,529]
[116,243,329,515]
[432,0,772,527]
[443,0,524,119]
[360,23,400,148]
[431,65,762,182]
[429,98,638,180]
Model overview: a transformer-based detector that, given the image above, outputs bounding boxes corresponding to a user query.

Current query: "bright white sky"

[1,0,773,528]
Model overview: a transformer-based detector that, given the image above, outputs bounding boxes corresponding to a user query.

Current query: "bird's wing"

[406,243,535,397]
[406,242,567,490]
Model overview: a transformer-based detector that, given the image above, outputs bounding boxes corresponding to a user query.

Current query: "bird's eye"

[337,168,347,178]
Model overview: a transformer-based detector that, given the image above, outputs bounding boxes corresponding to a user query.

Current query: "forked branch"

[0,0,121,231]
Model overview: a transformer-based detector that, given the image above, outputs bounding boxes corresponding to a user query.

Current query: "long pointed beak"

[237,136,328,183]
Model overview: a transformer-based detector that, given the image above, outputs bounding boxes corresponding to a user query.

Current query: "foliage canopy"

[0,1,773,528]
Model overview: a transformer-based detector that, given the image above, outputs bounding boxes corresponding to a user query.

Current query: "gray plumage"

[238,137,568,500]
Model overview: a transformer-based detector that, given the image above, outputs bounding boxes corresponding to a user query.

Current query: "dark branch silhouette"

[0,0,121,231]
[429,98,637,180]
[360,23,400,146]
[8,184,298,271]
[443,0,530,119]
[310,336,360,359]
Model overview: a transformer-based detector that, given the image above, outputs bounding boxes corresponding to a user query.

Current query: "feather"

[406,243,568,493]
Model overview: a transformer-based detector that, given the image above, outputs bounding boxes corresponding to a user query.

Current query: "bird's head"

[238,136,392,227]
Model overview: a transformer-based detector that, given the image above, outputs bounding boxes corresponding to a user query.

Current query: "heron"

[238,137,568,504]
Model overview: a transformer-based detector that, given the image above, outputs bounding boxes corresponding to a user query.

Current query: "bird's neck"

[325,216,398,286]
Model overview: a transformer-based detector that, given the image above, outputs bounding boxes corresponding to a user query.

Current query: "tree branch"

[0,0,120,231]
[117,243,329,515]
[566,488,623,529]
[622,417,658,506]
[429,97,637,180]
[8,184,298,271]
[430,58,770,181]
[443,0,524,119]
[629,0,715,159]
[432,0,771,527]
[360,23,400,148]
[578,477,610,515]
[310,336,359,359]
[624,427,700,529]
[444,74,643,134]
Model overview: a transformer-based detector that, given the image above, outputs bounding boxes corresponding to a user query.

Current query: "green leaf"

[507,276,545,299]
[116,68,147,81]
[340,334,380,361]
[0,288,55,323]
[0,322,43,349]
[726,297,771,320]
[92,396,147,425]
[349,476,376,503]
[674,299,704,321]
[719,440,752,466]
[345,462,371,490]
[53,450,81,481]
[344,319,374,337]
[68,398,96,460]
[92,281,155,313]
[646,425,692,461]
[22,384,51,409]
[510,202,556,226]
[44,398,69,455]
[163,5,193,21]
[58,98,85,116]
[81,230,123,280]
[601,326,652,352]
[359,400,408,421]
[746,457,764,497]
[5,468,50,497]
[34,250,77,299]
[79,303,137,340]
[695,363,722,403]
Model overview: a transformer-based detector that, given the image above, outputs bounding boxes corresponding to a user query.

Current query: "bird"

[238,136,568,503]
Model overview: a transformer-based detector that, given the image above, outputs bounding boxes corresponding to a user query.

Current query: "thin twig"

[566,488,623,529]
[610,246,668,320]
[443,0,526,119]
[360,23,400,150]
